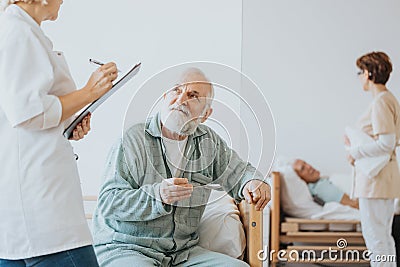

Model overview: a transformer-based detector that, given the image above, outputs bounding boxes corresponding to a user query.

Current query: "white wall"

[242,0,400,175]
[41,0,400,194]
[43,0,242,194]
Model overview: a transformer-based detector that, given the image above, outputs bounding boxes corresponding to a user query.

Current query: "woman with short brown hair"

[345,51,400,267]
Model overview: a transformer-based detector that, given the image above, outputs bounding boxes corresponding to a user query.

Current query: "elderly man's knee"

[186,247,249,267]
[228,259,249,267]
[213,256,248,267]
[96,246,156,267]
[103,256,155,267]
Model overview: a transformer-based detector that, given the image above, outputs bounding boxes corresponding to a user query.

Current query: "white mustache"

[169,104,190,116]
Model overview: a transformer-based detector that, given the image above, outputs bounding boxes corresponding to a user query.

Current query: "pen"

[89,58,121,72]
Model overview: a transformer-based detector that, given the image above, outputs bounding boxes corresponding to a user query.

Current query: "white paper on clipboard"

[63,62,141,139]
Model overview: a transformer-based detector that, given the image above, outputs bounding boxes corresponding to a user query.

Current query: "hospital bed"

[269,172,368,266]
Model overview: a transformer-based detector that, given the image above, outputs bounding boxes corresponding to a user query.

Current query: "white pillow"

[198,190,246,259]
[345,126,390,178]
[277,165,323,218]
[272,157,324,218]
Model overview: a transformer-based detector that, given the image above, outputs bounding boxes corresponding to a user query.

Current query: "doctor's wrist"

[80,85,99,103]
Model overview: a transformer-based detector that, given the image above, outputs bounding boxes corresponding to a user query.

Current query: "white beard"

[160,106,200,136]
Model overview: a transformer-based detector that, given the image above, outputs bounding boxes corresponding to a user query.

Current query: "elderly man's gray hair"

[179,67,214,109]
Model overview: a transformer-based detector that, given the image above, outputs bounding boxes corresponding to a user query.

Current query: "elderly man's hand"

[160,178,193,205]
[243,180,271,211]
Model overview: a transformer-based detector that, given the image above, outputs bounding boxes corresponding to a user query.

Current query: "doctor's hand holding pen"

[85,61,119,100]
[60,61,118,141]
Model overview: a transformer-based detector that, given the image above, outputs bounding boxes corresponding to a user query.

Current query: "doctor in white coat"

[0,0,118,266]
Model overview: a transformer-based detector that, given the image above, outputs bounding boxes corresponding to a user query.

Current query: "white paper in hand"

[345,126,390,178]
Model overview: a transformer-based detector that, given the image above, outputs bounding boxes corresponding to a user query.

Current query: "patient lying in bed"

[274,157,360,221]
[292,159,359,209]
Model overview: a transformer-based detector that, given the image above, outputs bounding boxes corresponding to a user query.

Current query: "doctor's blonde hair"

[0,0,48,11]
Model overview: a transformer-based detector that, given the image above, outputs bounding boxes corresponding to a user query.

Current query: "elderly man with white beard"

[91,68,271,267]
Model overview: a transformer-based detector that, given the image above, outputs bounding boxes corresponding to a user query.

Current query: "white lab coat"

[0,5,92,259]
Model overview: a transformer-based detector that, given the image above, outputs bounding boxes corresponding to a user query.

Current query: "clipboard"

[63,62,141,139]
